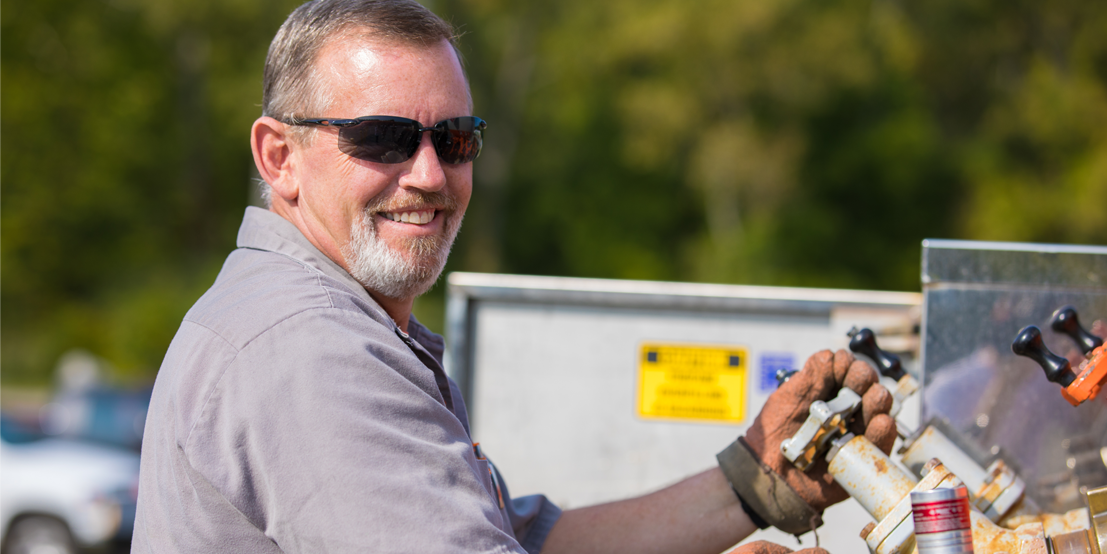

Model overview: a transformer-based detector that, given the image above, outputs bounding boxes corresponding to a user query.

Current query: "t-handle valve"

[780,387,862,471]
[1014,324,1107,407]
[1012,325,1076,387]
[1050,305,1104,356]
[775,367,799,386]
[849,328,907,381]
[848,327,918,417]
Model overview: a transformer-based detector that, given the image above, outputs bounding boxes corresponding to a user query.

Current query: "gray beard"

[342,195,463,300]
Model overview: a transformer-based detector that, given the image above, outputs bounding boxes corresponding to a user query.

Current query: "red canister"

[910,485,975,553]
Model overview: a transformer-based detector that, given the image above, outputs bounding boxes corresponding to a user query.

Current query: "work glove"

[717,349,898,536]
[728,540,829,554]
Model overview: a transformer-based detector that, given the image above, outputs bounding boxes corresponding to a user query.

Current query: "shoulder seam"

[241,246,358,309]
[179,321,240,447]
[181,305,367,448]
[315,270,336,308]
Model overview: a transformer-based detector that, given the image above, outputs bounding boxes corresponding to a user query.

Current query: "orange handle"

[1061,344,1107,406]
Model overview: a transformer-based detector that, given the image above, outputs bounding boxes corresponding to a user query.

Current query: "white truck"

[1,414,139,554]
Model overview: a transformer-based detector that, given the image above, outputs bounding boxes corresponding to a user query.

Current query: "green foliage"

[5,0,1107,384]
[445,0,1106,289]
[1,0,302,384]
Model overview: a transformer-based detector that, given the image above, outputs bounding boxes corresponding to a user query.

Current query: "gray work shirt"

[133,207,560,553]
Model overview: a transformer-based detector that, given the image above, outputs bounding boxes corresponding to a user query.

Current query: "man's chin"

[375,271,446,301]
[345,209,462,301]
[345,245,450,300]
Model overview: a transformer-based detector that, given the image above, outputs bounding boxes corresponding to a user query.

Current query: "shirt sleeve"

[181,307,528,554]
[439,349,563,554]
[494,463,562,554]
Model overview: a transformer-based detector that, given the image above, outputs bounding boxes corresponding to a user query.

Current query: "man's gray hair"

[262,0,458,123]
[256,0,459,206]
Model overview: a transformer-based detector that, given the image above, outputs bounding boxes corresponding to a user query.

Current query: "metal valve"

[1012,325,1076,387]
[849,327,906,381]
[830,437,1052,554]
[774,367,799,386]
[848,327,919,417]
[841,323,1038,525]
[1051,305,1104,356]
[1013,324,1106,406]
[899,423,1034,525]
[780,387,862,471]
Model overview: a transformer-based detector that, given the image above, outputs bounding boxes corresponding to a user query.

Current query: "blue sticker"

[759,353,795,392]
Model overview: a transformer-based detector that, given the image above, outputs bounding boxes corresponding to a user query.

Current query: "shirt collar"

[234,207,440,352]
[237,206,375,304]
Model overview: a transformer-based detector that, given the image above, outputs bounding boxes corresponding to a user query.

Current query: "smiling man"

[256,29,473,330]
[133,1,895,553]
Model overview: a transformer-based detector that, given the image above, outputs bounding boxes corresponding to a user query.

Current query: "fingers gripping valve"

[846,329,1036,526]
[848,328,918,418]
[780,387,863,471]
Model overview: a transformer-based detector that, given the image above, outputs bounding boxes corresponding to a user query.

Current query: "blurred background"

[3,0,1107,551]
[5,0,1107,389]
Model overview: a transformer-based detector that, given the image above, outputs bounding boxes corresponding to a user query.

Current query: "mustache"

[364,189,459,214]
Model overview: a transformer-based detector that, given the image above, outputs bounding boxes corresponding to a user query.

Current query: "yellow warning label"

[637,343,748,423]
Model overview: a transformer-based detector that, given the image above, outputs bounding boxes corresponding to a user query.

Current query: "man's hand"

[718,349,898,535]
[748,349,898,508]
[544,349,899,554]
[729,540,829,554]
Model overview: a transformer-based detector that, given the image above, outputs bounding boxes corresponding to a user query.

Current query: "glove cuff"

[716,437,823,536]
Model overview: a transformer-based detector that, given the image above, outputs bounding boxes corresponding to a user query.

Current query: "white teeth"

[383,210,434,224]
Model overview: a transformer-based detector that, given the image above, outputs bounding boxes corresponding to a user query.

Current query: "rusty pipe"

[828,434,916,522]
[827,435,1054,554]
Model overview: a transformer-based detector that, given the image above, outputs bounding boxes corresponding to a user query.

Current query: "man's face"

[290,35,473,300]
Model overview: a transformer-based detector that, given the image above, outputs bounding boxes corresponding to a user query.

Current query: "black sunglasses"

[284,115,486,165]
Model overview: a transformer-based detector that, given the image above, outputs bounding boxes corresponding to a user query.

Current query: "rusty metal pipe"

[827,435,1055,554]
[828,434,916,522]
[968,510,1049,554]
[901,425,1033,524]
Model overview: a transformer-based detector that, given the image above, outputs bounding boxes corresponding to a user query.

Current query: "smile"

[381,209,436,225]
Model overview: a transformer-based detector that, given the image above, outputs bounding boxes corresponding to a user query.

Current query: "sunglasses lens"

[337,118,420,164]
[433,117,486,164]
[333,116,486,164]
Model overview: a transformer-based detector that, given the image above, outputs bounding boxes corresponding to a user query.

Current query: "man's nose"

[398,132,447,192]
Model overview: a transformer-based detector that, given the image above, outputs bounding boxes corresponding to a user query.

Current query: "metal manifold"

[779,306,1106,553]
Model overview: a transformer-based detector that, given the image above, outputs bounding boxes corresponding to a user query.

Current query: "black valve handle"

[775,368,799,386]
[1049,305,1103,356]
[1011,325,1076,387]
[848,328,907,381]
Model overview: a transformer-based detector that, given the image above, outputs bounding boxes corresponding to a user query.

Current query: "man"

[133,1,897,552]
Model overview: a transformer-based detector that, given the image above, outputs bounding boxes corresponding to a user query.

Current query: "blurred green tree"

[3,0,1105,385]
[1,0,302,384]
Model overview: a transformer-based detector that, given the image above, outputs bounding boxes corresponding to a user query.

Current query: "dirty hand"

[717,349,898,535]
[728,540,830,554]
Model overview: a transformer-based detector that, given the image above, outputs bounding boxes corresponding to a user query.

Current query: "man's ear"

[251,116,299,203]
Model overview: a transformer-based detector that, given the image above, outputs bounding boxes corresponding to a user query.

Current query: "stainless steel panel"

[920,240,1107,513]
